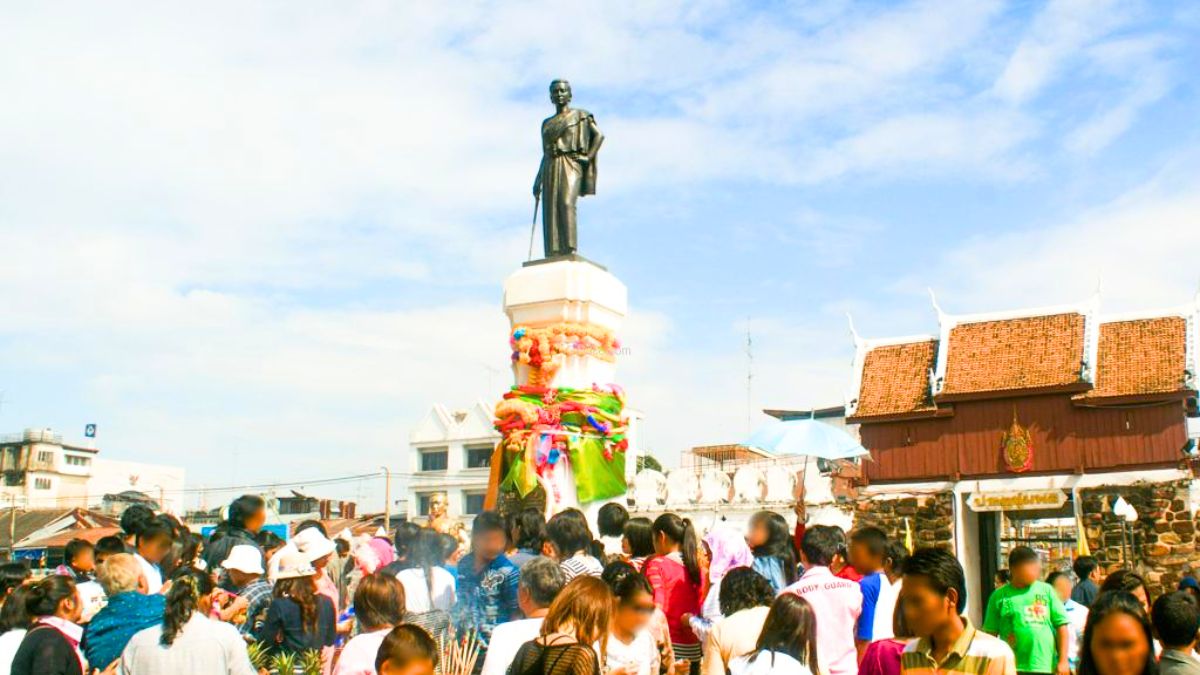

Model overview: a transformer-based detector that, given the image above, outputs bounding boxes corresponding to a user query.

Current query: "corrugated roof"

[0,508,117,549]
[1079,317,1190,400]
[853,339,938,419]
[940,313,1086,396]
[16,526,121,550]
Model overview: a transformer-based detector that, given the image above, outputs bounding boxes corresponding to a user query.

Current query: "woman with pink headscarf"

[683,525,754,643]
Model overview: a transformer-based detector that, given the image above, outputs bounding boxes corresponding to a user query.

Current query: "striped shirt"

[900,620,1017,675]
[559,553,604,581]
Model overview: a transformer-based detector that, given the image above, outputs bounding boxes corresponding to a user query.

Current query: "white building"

[0,428,186,514]
[405,403,499,524]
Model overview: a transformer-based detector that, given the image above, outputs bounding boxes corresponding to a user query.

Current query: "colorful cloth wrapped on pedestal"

[487,384,628,510]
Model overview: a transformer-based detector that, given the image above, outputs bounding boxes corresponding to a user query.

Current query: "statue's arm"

[587,117,604,159]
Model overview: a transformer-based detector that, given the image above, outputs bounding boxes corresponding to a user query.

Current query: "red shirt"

[643,553,702,646]
[835,564,863,582]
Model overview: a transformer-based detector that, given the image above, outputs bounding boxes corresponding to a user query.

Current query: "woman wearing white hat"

[255,547,337,667]
[292,526,340,611]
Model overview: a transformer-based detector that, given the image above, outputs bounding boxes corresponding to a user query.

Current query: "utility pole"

[7,494,15,561]
[380,466,391,534]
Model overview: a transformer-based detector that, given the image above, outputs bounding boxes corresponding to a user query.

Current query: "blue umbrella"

[744,418,870,460]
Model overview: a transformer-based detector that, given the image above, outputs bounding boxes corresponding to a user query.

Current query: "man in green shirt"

[983,547,1071,675]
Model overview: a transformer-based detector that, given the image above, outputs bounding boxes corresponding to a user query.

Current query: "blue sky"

[1,1,1198,510]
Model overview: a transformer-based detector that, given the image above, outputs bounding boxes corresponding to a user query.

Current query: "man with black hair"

[597,502,629,559]
[119,504,155,551]
[983,547,1069,675]
[479,556,566,675]
[202,494,266,572]
[1070,556,1100,608]
[900,548,1016,675]
[1153,591,1200,675]
[874,540,909,640]
[851,526,890,654]
[457,510,519,646]
[133,519,175,594]
[781,524,862,675]
[93,535,127,566]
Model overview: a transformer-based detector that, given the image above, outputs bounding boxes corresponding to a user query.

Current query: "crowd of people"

[0,496,1196,675]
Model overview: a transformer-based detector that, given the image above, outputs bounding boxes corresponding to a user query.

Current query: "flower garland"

[510,323,621,386]
[494,384,628,500]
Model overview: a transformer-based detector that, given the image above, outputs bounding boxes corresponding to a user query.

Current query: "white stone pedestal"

[503,259,627,389]
[499,259,638,514]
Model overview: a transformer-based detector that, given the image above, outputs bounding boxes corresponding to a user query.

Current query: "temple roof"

[846,295,1199,422]
[849,338,938,420]
[1078,316,1192,401]
[939,312,1089,398]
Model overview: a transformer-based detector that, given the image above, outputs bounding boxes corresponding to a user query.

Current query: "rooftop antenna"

[745,316,753,434]
[846,313,861,345]
[927,287,945,319]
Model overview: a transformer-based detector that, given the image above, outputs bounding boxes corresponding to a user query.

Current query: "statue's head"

[429,492,448,514]
[549,79,572,106]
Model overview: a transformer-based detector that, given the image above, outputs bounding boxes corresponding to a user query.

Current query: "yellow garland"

[512,323,620,386]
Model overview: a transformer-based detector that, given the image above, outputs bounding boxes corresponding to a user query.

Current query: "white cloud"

[0,1,1191,508]
[991,0,1131,104]
[892,151,1200,314]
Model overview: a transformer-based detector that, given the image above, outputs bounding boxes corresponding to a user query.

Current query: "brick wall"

[852,492,955,551]
[1080,480,1200,596]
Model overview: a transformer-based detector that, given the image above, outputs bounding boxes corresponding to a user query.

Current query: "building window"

[464,492,486,515]
[37,451,53,463]
[465,445,493,469]
[420,448,448,472]
[417,494,433,516]
[34,478,51,490]
[65,455,91,467]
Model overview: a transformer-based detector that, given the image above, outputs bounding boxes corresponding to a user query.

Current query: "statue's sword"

[527,192,540,261]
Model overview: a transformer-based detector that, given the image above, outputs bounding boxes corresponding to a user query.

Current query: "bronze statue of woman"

[532,79,604,258]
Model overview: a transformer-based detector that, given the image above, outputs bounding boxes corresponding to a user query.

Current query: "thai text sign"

[968,490,1067,512]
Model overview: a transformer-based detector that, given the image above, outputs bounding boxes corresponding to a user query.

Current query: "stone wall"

[1080,480,1200,596]
[852,492,955,552]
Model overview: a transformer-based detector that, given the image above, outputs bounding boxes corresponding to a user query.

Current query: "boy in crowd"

[119,504,155,551]
[782,524,862,675]
[457,511,520,647]
[547,509,604,580]
[55,538,96,582]
[873,540,909,640]
[1070,556,1100,608]
[94,535,127,566]
[900,547,1017,675]
[479,557,566,675]
[133,518,175,594]
[849,526,889,654]
[983,547,1070,675]
[597,502,629,560]
[220,544,273,637]
[376,624,439,675]
[1046,571,1088,673]
[1152,592,1200,675]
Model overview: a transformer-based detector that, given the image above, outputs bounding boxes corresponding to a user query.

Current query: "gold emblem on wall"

[1001,407,1033,473]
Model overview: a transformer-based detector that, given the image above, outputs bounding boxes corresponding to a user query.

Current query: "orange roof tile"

[1080,317,1190,399]
[940,313,1086,396]
[853,340,938,418]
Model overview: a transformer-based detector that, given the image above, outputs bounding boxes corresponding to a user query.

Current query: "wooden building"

[845,297,1199,619]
